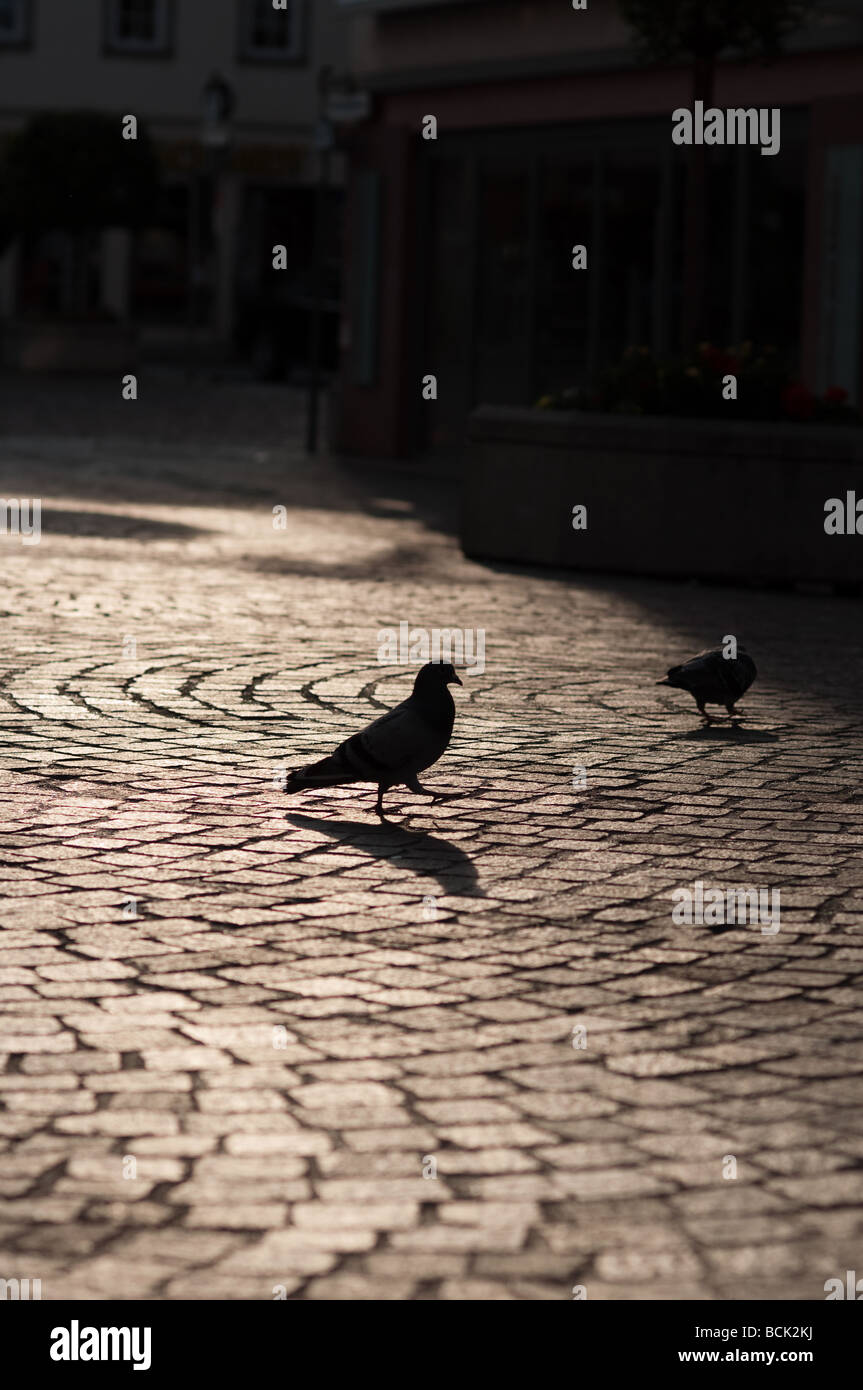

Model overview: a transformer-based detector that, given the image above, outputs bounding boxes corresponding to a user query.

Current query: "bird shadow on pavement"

[286,811,483,898]
[671,724,780,744]
[41,508,211,541]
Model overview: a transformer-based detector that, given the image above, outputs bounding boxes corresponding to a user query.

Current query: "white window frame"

[239,0,306,64]
[106,0,172,55]
[0,0,31,46]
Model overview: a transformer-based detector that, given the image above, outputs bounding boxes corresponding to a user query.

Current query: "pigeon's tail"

[658,666,687,688]
[285,749,361,794]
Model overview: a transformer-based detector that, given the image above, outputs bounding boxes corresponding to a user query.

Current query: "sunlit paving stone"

[0,392,861,1303]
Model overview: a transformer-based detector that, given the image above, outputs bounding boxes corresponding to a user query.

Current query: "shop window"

[237,0,306,63]
[0,0,32,47]
[104,0,173,55]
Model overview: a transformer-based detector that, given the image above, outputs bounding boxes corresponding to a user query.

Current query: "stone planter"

[462,405,863,585]
[2,320,138,373]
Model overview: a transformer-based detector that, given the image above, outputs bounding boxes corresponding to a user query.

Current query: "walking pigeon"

[657,646,756,723]
[286,662,462,817]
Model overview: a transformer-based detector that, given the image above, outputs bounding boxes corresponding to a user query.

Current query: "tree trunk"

[680,53,714,350]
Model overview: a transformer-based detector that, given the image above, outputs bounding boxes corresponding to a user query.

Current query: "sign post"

[305,71,370,455]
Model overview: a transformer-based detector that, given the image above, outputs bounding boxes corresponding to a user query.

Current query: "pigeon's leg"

[407,774,461,805]
[406,775,434,798]
[696,699,714,725]
[374,784,386,818]
[725,702,744,721]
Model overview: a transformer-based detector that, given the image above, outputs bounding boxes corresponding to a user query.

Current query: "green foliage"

[618,0,813,61]
[536,343,858,425]
[0,111,159,244]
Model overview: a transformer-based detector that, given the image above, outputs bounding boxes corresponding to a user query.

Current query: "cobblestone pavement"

[1,378,862,1301]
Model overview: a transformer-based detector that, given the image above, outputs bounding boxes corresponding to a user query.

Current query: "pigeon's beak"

[452,673,463,686]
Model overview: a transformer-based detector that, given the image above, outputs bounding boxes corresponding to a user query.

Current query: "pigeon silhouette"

[286,662,462,817]
[657,646,756,723]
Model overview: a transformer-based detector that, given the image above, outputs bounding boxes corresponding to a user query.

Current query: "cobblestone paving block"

[0,380,861,1299]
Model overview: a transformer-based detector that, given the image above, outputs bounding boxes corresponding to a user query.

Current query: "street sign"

[325,90,371,124]
[314,118,335,152]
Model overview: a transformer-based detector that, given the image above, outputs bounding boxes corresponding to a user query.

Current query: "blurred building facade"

[0,0,349,367]
[334,0,863,457]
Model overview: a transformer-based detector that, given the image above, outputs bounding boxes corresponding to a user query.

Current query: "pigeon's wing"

[666,649,725,694]
[339,698,436,781]
[669,649,756,701]
[691,650,756,698]
[732,653,757,693]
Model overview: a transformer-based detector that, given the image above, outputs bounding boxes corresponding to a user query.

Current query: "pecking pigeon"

[657,646,757,723]
[286,662,462,817]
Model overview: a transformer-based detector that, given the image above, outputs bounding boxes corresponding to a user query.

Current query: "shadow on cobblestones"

[43,508,212,542]
[1,379,862,1302]
[673,726,781,744]
[287,811,483,898]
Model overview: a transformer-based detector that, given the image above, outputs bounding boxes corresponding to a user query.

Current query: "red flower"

[823,386,848,405]
[698,346,739,375]
[782,382,815,420]
[700,345,724,373]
